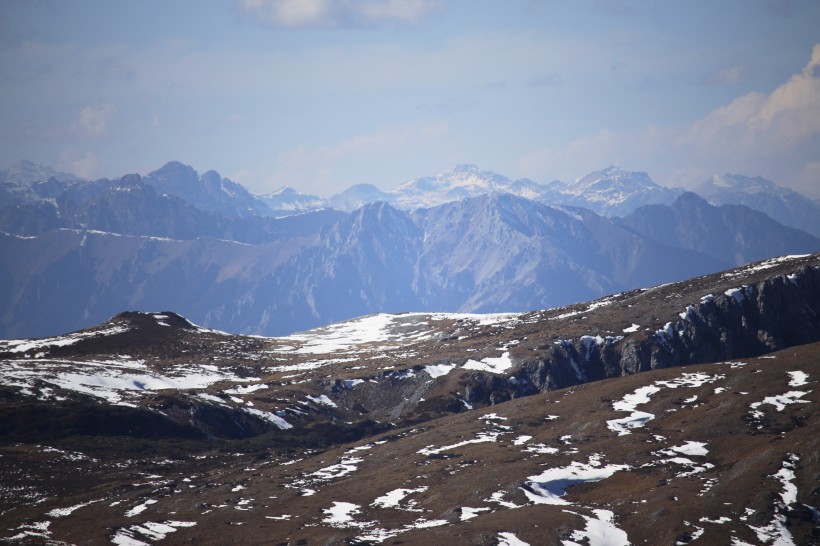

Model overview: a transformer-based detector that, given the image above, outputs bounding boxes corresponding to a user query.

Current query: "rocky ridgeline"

[466,263,820,405]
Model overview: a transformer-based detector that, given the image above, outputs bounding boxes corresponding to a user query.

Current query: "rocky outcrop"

[510,265,820,399]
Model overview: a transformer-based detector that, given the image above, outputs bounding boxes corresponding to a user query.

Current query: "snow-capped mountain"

[1,254,818,544]
[543,165,684,217]
[695,173,820,238]
[0,159,80,209]
[327,183,391,211]
[256,186,327,216]
[0,159,78,185]
[252,164,685,218]
[390,164,548,210]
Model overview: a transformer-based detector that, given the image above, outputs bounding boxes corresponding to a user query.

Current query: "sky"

[1,0,819,198]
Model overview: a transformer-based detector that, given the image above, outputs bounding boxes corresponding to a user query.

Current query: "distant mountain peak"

[569,167,659,192]
[694,173,820,238]
[1,159,79,184]
[149,160,197,180]
[702,173,779,194]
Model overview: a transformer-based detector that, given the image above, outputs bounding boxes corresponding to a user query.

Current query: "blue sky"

[1,0,819,197]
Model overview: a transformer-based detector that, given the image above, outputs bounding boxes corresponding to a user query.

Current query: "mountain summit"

[695,173,820,238]
[547,166,684,217]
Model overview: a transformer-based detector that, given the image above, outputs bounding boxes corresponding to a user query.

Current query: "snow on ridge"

[550,294,621,320]
[1,325,130,354]
[0,359,245,405]
[286,314,404,354]
[285,311,522,355]
[722,254,812,278]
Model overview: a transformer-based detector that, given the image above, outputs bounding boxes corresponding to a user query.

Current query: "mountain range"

[1,160,819,339]
[1,253,818,544]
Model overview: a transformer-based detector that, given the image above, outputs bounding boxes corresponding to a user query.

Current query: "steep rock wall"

[507,265,820,400]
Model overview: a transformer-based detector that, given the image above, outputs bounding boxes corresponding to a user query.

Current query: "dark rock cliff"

[509,265,820,401]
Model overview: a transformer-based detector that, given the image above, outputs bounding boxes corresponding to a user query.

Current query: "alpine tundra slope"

[0,254,818,545]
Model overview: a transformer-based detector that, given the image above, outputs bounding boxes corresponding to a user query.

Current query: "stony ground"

[0,254,818,545]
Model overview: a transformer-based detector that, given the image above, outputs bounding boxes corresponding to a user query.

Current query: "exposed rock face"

[488,264,820,405]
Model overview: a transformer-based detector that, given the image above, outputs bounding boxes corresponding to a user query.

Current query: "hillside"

[0,254,818,544]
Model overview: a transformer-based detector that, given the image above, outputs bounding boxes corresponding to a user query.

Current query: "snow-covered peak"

[396,165,510,193]
[543,167,684,217]
[389,165,539,210]
[264,186,301,198]
[699,174,779,195]
[567,166,660,195]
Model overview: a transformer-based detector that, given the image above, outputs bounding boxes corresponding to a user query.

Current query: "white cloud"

[519,43,820,195]
[236,0,442,29]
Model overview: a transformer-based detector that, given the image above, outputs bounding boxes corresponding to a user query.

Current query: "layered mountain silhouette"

[1,160,818,339]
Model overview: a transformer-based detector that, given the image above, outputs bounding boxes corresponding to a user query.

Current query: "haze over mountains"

[1,159,818,339]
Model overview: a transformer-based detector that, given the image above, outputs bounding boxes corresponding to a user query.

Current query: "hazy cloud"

[236,0,442,29]
[78,105,115,137]
[58,148,103,179]
[268,121,448,193]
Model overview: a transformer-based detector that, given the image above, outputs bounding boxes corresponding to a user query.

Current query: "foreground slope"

[1,347,817,544]
[0,254,819,544]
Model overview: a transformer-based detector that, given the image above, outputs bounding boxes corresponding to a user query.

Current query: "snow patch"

[522,455,630,505]
[787,371,809,387]
[563,508,630,546]
[498,532,531,546]
[306,394,337,407]
[425,363,456,378]
[463,352,513,374]
[371,486,427,509]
